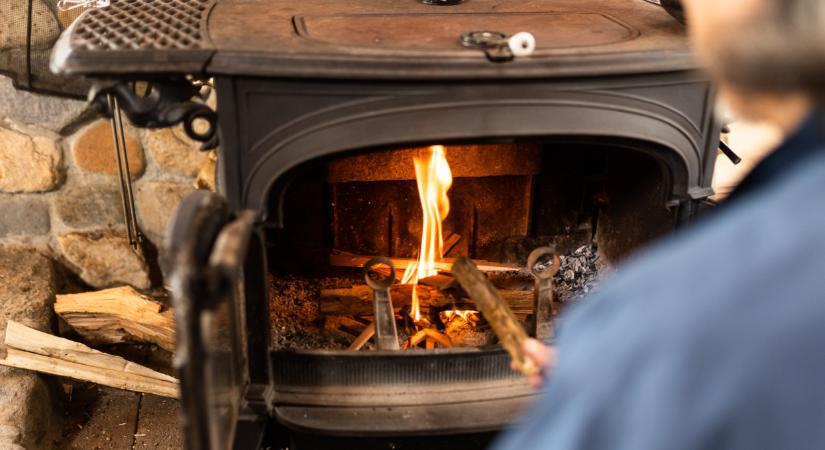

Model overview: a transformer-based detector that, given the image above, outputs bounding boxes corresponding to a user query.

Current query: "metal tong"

[527,247,561,341]
[363,257,400,350]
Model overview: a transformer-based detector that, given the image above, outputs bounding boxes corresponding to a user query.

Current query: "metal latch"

[460,30,536,63]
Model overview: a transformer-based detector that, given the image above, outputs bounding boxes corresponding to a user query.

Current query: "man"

[495,0,825,449]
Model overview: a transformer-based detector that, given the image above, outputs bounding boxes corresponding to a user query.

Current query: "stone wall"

[0,76,211,290]
[0,75,215,448]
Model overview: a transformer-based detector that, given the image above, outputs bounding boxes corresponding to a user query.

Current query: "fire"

[401,145,453,321]
[441,309,480,323]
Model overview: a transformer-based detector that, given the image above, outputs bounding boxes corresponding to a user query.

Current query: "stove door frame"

[214,73,721,226]
[166,191,272,450]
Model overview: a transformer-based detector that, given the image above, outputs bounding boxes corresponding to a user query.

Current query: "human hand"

[515,338,556,389]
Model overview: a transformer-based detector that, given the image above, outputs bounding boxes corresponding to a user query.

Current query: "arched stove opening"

[259,137,684,435]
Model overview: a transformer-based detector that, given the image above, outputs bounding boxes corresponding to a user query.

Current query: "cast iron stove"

[51,1,719,449]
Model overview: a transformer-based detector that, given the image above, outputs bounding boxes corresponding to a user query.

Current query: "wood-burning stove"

[51,1,721,449]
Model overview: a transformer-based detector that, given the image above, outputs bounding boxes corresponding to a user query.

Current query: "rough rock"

[0,77,88,134]
[71,120,145,177]
[136,181,194,244]
[144,126,208,177]
[56,230,150,289]
[52,184,124,230]
[0,125,61,193]
[0,0,59,49]
[0,195,50,239]
[0,246,57,450]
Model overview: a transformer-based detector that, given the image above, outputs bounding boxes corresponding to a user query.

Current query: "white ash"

[553,245,602,303]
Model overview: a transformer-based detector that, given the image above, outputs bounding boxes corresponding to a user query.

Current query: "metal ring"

[527,247,561,280]
[459,30,508,49]
[363,257,396,289]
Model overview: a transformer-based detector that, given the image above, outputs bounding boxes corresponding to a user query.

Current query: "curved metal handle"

[364,258,400,350]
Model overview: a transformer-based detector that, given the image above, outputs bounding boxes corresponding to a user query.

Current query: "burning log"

[319,284,533,317]
[329,250,520,275]
[451,257,540,376]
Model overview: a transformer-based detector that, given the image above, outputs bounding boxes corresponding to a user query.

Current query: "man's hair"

[713,0,825,99]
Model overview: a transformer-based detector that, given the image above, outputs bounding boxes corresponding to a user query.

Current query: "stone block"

[144,125,208,177]
[0,196,50,239]
[136,181,194,244]
[0,125,61,193]
[0,77,89,134]
[56,230,150,289]
[52,184,124,230]
[0,246,57,450]
[71,120,145,177]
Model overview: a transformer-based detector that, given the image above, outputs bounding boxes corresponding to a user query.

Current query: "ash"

[553,244,604,304]
[268,273,360,351]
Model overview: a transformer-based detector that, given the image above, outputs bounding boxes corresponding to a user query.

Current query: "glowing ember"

[401,145,453,322]
[441,309,480,324]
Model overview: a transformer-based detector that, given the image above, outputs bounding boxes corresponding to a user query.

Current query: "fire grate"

[71,0,211,51]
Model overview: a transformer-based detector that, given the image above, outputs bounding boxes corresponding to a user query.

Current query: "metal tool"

[460,31,513,62]
[460,30,536,62]
[108,94,143,250]
[364,257,401,350]
[527,247,561,341]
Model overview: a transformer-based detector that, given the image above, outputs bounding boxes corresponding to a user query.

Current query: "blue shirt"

[494,111,825,450]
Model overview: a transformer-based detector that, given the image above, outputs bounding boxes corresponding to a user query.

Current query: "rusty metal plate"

[295,13,638,53]
[51,0,216,75]
[53,0,695,80]
[326,144,542,183]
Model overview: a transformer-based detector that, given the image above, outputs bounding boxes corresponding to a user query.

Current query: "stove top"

[52,0,693,79]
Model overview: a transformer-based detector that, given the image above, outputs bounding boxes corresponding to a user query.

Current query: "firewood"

[418,274,456,290]
[55,286,175,352]
[329,250,520,274]
[3,321,175,383]
[0,321,178,398]
[451,257,539,376]
[348,323,375,351]
[0,348,178,399]
[319,284,533,317]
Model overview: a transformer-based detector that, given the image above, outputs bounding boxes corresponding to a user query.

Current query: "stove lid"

[52,0,695,80]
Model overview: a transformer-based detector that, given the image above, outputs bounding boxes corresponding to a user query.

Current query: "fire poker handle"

[451,257,540,376]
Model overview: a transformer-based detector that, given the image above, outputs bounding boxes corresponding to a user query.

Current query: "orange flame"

[401,145,453,321]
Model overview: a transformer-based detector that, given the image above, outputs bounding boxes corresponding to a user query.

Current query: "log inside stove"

[321,249,558,351]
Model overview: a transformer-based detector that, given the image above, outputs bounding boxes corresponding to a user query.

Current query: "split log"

[55,286,175,352]
[329,250,520,274]
[320,284,533,317]
[0,321,178,398]
[0,348,179,399]
[4,321,176,383]
[348,323,375,351]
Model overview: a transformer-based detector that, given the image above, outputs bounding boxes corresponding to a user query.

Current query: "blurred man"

[495,1,825,449]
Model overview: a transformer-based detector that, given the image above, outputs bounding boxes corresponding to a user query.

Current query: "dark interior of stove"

[272,138,676,267]
[262,138,677,352]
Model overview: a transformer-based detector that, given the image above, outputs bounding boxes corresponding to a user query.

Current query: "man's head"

[682,0,825,124]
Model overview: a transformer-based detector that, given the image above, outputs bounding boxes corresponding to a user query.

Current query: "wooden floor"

[55,345,181,450]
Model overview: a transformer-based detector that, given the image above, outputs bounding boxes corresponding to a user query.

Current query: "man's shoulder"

[563,150,825,346]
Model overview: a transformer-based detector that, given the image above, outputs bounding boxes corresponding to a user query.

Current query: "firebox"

[51,1,720,449]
